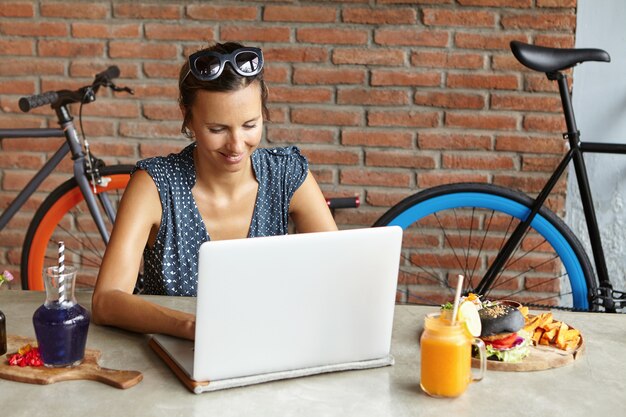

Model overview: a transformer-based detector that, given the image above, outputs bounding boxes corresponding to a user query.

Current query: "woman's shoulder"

[254,145,306,167]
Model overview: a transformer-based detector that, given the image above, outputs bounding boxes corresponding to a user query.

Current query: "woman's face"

[187,82,263,173]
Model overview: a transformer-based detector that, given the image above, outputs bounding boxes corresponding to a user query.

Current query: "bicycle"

[373,41,626,313]
[0,66,135,291]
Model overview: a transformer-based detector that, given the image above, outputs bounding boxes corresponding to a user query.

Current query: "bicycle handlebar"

[18,65,123,113]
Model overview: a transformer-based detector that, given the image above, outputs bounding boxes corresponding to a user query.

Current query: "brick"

[418,172,489,188]
[368,110,439,128]
[0,152,44,169]
[340,169,411,187]
[495,135,565,154]
[311,169,334,184]
[333,209,384,228]
[266,126,336,144]
[342,7,417,24]
[119,121,182,139]
[454,33,529,50]
[374,29,448,47]
[0,21,67,37]
[501,13,576,30]
[414,91,485,109]
[121,83,179,99]
[522,155,561,172]
[342,130,413,148]
[370,70,440,87]
[332,48,404,66]
[71,23,140,39]
[41,2,108,19]
[301,148,360,165]
[139,142,188,158]
[38,40,104,58]
[491,93,561,112]
[186,4,258,20]
[0,2,33,17]
[458,0,532,6]
[268,107,287,123]
[144,23,211,41]
[109,42,177,59]
[143,62,182,79]
[493,174,565,193]
[293,67,366,85]
[0,116,45,130]
[113,3,181,19]
[269,86,333,104]
[264,5,336,22]
[143,102,180,120]
[297,28,367,45]
[337,88,410,106]
[88,140,135,157]
[3,171,66,192]
[221,25,291,43]
[537,0,576,7]
[0,80,35,95]
[365,190,413,207]
[0,39,32,56]
[422,8,496,27]
[445,112,518,130]
[418,133,492,150]
[79,100,140,119]
[442,153,515,170]
[411,50,484,69]
[534,34,575,48]
[292,108,363,126]
[492,55,529,72]
[524,74,560,93]
[70,62,139,79]
[523,114,566,133]
[447,73,519,90]
[366,150,436,169]
[264,65,289,83]
[265,47,328,63]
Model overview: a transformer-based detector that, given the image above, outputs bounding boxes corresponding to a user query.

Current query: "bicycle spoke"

[468,209,495,293]
[434,211,469,281]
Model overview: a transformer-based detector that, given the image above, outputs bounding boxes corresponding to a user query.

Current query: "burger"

[478,303,530,363]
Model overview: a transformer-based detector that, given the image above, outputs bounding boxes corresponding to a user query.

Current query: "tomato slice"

[485,333,519,349]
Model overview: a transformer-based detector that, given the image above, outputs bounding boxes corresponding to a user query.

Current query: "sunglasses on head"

[185,47,264,82]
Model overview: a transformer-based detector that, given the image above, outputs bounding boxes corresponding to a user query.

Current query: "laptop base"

[149,336,394,394]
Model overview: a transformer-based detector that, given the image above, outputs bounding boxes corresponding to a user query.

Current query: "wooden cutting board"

[0,335,143,389]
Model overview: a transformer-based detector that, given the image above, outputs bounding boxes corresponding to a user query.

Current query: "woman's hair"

[178,42,269,139]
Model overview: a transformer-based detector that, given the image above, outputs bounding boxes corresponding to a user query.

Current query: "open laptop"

[149,226,403,393]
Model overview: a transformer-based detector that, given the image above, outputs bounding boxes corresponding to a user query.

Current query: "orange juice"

[420,314,485,397]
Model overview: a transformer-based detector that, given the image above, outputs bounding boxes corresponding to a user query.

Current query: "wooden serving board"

[472,333,584,372]
[0,335,143,389]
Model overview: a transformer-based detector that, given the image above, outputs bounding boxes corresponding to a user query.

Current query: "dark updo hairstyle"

[178,42,269,139]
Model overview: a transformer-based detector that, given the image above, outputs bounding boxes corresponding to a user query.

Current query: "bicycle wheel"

[373,183,597,311]
[21,165,134,290]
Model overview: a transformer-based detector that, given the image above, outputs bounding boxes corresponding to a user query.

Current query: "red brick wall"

[0,1,577,277]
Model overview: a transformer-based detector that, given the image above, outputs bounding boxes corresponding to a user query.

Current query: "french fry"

[524,310,581,352]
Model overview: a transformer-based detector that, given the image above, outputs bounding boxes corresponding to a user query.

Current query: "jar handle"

[471,337,486,382]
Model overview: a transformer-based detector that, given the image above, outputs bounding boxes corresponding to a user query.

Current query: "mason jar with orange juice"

[420,312,486,397]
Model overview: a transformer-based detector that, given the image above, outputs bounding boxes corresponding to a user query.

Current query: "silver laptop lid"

[193,226,402,381]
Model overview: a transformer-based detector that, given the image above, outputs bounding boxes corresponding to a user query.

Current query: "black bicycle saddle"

[510,40,610,73]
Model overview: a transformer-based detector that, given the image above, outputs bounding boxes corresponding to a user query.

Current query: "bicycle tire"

[373,183,597,311]
[21,165,134,290]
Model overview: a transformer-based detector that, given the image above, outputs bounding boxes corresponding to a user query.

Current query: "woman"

[92,43,337,339]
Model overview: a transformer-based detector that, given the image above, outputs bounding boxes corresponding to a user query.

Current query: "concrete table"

[0,290,624,417]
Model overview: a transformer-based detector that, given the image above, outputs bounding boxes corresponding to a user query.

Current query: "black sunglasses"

[185,47,264,82]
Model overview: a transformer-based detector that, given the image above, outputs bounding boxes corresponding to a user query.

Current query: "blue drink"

[32,265,90,367]
[33,302,89,367]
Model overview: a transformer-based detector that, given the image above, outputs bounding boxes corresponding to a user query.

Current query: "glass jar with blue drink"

[33,265,90,367]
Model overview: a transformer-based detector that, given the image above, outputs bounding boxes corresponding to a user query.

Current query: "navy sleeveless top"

[133,143,309,296]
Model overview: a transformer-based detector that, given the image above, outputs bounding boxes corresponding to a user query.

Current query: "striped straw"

[58,241,66,303]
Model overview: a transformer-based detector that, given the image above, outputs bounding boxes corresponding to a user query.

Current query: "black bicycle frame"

[0,105,116,244]
[475,71,626,311]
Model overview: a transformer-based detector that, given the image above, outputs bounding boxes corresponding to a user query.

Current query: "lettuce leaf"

[483,332,531,363]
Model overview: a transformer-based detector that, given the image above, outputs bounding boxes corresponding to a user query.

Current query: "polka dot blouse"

[133,143,309,296]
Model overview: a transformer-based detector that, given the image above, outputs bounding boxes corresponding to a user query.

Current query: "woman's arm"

[91,170,195,340]
[289,171,338,233]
